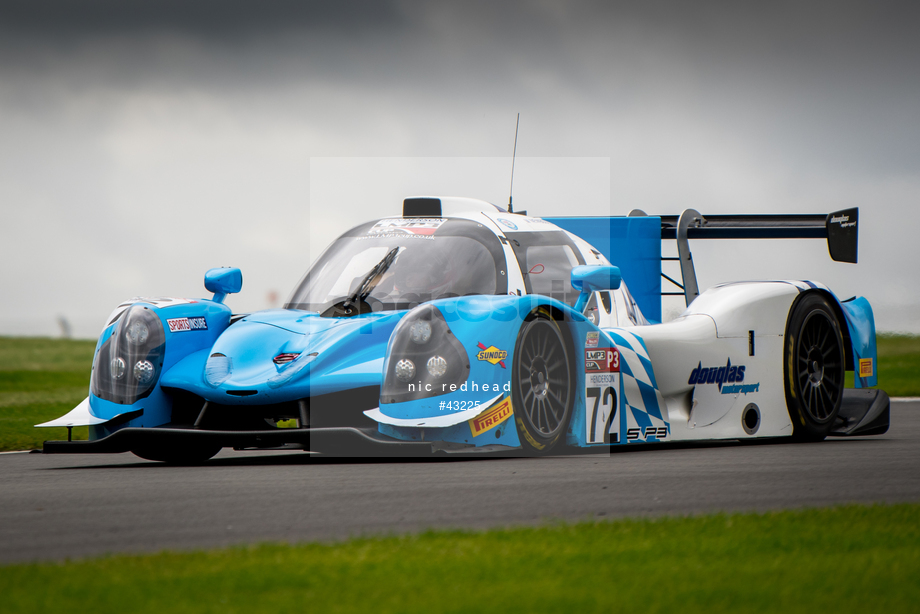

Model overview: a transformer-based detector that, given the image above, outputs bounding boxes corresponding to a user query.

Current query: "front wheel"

[512,311,574,454]
[784,293,845,441]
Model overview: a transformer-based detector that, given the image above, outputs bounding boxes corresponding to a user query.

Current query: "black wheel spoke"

[522,387,533,404]
[547,387,566,407]
[545,406,560,431]
[546,360,566,373]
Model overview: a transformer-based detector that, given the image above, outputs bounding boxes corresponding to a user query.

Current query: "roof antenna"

[508,112,520,214]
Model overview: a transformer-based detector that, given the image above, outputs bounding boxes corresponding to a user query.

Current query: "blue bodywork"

[838,296,879,388]
[545,216,662,322]
[160,310,404,402]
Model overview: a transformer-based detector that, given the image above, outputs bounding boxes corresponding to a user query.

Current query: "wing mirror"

[205,268,243,303]
[571,265,621,312]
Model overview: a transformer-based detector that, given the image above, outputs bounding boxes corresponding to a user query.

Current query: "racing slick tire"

[783,293,845,441]
[512,309,575,454]
[131,444,222,465]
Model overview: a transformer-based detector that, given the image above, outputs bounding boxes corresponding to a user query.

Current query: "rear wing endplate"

[635,207,858,306]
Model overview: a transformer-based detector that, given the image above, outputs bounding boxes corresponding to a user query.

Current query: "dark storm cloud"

[0,0,404,35]
[2,0,918,164]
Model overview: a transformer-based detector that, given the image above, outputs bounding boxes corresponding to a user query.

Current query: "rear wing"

[545,207,858,321]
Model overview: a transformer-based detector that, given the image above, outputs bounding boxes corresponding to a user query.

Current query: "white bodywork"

[366,393,503,427]
[36,397,108,428]
[626,282,803,440]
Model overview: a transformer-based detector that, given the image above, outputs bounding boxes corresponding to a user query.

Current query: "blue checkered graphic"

[605,329,670,442]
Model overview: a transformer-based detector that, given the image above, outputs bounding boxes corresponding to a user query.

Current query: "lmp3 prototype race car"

[40,197,889,463]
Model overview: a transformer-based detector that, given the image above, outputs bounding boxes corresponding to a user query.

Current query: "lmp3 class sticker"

[585,348,619,373]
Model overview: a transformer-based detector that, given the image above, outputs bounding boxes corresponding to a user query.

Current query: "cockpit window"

[285,218,507,313]
[505,231,586,306]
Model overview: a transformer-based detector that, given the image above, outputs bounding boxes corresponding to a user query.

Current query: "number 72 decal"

[586,384,617,444]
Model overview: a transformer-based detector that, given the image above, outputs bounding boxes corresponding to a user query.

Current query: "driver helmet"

[393,247,454,298]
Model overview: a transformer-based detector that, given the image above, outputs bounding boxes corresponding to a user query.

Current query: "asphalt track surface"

[2,401,918,564]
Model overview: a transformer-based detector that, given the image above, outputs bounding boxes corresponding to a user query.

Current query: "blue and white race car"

[39,197,889,462]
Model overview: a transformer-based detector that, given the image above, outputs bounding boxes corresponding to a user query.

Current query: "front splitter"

[42,426,434,456]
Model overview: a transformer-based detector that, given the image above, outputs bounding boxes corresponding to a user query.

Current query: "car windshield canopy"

[285,217,508,314]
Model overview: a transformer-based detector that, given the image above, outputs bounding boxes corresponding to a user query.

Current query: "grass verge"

[0,337,95,450]
[1,504,918,614]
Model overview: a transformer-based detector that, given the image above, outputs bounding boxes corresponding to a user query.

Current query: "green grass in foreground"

[0,337,95,451]
[0,334,917,451]
[1,504,918,614]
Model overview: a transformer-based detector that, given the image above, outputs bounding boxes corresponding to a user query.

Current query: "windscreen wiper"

[342,247,400,313]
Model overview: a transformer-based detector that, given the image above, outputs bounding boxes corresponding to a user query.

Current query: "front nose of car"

[198,310,404,404]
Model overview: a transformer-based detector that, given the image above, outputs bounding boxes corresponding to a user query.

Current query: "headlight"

[395,359,416,382]
[134,360,155,384]
[426,356,447,378]
[381,304,470,404]
[204,353,232,387]
[91,304,166,405]
[111,357,126,379]
[125,320,149,345]
[409,320,432,344]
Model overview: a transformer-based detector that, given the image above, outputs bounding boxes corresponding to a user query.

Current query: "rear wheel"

[132,444,222,465]
[784,293,845,441]
[512,311,574,454]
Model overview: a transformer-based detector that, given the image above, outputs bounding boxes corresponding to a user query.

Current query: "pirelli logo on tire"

[469,397,513,437]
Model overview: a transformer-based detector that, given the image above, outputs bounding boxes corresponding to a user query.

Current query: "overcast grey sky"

[1,0,918,337]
